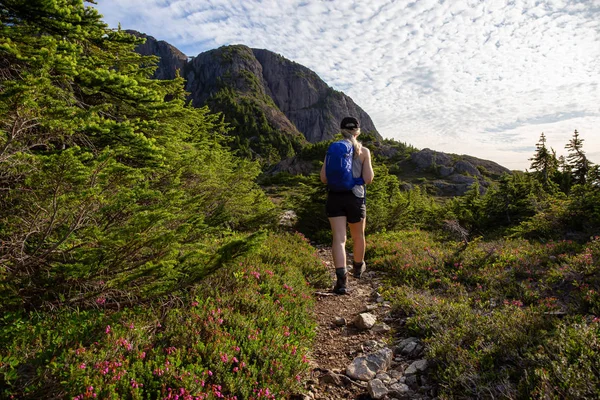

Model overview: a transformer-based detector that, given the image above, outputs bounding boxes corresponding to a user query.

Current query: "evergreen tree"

[529,132,558,188]
[477,172,543,230]
[565,129,590,185]
[557,154,572,193]
[0,0,276,311]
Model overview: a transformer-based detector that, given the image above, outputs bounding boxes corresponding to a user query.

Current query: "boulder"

[346,348,393,381]
[454,160,481,177]
[439,165,454,177]
[353,313,377,330]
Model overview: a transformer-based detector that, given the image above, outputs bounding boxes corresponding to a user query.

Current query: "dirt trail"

[303,246,394,399]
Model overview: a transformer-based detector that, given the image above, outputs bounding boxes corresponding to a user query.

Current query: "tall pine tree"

[565,129,590,185]
[529,132,558,188]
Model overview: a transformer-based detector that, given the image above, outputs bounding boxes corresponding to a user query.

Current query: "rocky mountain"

[403,148,511,196]
[128,31,381,146]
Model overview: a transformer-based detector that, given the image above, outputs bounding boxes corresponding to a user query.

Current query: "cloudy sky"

[93,0,600,170]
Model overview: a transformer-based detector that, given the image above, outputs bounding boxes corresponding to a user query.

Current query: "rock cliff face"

[127,30,188,80]
[252,49,380,142]
[184,45,300,137]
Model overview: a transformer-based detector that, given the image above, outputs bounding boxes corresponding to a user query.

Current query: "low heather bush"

[371,231,599,399]
[1,232,328,399]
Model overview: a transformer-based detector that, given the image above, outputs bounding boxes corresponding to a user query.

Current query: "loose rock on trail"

[298,246,436,400]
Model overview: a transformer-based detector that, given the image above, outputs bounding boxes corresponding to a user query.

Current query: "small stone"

[389,369,403,380]
[375,372,391,384]
[404,359,428,376]
[368,379,389,399]
[412,344,425,357]
[373,323,391,333]
[401,342,417,356]
[364,304,378,312]
[376,296,385,303]
[396,337,419,350]
[389,382,410,394]
[333,317,346,326]
[353,312,377,330]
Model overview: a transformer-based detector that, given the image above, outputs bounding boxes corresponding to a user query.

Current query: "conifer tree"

[565,129,590,185]
[529,132,558,188]
[0,0,275,310]
[557,154,572,193]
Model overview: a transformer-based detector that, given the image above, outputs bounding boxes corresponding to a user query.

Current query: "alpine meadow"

[1,1,599,400]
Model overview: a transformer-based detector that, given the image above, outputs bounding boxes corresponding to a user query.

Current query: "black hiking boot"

[333,268,348,295]
[353,260,366,279]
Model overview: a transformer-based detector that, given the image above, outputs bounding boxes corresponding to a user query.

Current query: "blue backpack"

[326,140,355,192]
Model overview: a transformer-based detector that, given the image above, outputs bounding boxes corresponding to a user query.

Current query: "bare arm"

[361,148,374,184]
[320,156,327,184]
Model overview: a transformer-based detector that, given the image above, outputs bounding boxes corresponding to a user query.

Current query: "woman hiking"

[320,117,374,294]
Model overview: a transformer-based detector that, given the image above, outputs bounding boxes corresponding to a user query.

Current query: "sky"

[92,0,600,171]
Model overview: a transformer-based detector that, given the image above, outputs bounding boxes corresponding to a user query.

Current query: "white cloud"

[92,0,600,170]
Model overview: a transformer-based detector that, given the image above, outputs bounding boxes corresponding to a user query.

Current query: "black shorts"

[326,191,366,223]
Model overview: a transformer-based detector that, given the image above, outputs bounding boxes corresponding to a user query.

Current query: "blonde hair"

[341,128,362,158]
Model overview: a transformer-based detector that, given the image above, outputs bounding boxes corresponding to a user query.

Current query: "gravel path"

[302,246,393,399]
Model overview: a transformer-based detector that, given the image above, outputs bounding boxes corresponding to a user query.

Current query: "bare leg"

[329,216,347,269]
[348,217,366,263]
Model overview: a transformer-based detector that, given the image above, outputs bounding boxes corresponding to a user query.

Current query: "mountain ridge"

[127,30,381,145]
